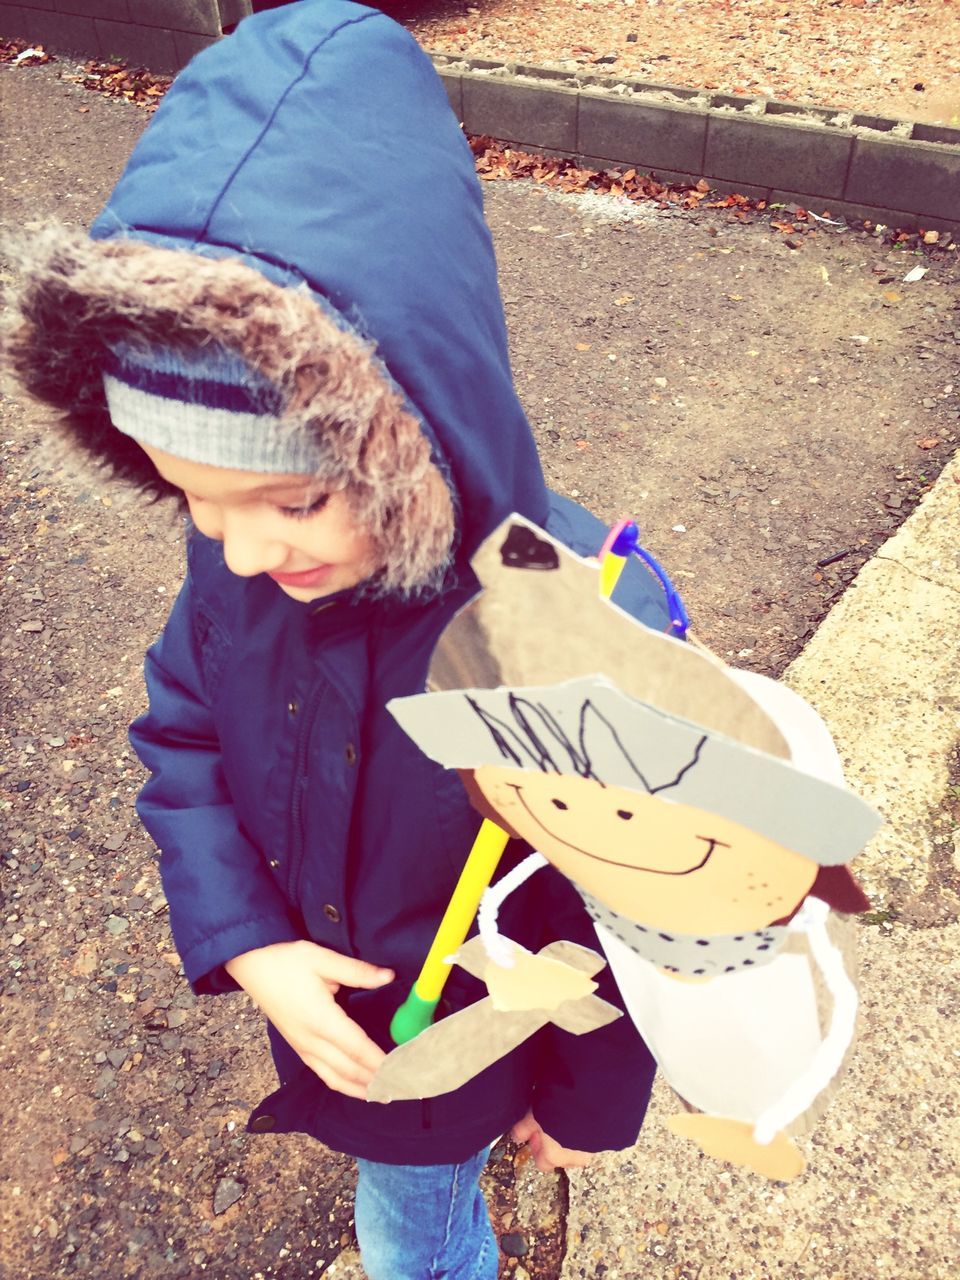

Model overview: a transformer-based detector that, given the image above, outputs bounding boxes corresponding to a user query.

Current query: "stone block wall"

[438,59,960,233]
[2,10,957,232]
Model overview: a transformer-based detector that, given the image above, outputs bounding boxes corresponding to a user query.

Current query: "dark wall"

[0,0,256,72]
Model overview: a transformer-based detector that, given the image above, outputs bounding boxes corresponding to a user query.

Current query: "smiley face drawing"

[468,764,819,941]
[390,673,880,1179]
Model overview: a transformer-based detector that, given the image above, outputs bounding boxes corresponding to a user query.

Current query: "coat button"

[250,1114,276,1133]
[287,700,298,716]
[269,858,280,869]
[344,743,357,766]
[323,903,342,924]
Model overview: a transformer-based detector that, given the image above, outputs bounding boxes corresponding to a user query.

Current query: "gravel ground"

[391,0,960,125]
[2,59,960,1279]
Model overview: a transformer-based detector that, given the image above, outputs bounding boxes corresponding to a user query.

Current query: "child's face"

[142,446,377,601]
[471,766,818,936]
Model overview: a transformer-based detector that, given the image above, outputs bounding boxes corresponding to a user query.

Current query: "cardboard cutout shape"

[367,936,620,1104]
[426,515,791,758]
[377,517,882,1179]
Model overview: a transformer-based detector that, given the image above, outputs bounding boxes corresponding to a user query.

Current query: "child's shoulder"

[543,491,675,634]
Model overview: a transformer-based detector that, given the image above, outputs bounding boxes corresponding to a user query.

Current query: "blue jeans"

[354,1147,497,1280]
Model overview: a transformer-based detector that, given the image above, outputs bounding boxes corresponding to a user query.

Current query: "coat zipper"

[286,682,327,903]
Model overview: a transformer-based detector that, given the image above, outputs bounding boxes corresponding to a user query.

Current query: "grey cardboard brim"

[387,676,881,865]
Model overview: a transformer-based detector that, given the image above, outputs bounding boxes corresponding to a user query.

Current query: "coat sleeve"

[129,569,304,996]
[501,865,657,1153]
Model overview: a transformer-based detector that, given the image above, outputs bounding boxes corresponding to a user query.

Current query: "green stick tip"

[390,990,440,1045]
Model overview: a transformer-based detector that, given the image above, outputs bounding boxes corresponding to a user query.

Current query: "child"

[2,4,668,1276]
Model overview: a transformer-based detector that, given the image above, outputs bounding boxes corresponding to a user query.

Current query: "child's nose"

[220,515,287,578]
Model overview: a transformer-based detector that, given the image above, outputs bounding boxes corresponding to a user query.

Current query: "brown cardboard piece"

[427,516,790,758]
[484,943,599,1012]
[368,938,620,1105]
[665,1113,807,1180]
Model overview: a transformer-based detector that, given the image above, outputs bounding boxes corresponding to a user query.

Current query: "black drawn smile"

[509,784,723,875]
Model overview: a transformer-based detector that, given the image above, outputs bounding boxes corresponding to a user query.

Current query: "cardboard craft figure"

[372,516,882,1180]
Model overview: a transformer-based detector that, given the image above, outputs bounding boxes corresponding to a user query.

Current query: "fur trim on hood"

[1,226,455,596]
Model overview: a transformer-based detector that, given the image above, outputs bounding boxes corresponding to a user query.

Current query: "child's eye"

[277,494,330,520]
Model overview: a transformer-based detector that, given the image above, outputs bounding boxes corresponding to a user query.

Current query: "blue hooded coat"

[81,0,663,1162]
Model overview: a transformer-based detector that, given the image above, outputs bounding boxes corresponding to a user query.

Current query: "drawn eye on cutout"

[499,524,560,571]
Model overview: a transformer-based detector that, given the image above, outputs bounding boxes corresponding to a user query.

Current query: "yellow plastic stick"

[391,819,509,1042]
[391,529,629,1044]
[598,551,627,600]
[416,818,509,1001]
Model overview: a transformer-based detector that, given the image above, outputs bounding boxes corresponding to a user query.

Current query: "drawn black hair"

[467,694,706,795]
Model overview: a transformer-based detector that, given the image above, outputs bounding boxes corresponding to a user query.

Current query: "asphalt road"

[2,57,959,1280]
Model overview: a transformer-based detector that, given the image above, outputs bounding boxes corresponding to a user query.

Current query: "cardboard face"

[471,766,819,936]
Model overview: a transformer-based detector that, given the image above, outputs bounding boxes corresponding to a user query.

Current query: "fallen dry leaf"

[74,57,173,110]
[1,38,54,65]
[468,134,717,211]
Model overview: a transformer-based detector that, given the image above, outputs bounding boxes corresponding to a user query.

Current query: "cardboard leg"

[665,1113,807,1181]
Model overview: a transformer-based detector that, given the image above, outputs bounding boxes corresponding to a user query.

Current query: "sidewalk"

[560,452,960,1280]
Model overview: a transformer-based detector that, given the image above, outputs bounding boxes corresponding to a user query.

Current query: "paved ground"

[2,56,959,1280]
[561,458,960,1280]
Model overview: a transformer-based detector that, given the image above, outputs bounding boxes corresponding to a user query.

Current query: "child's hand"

[225,940,394,1100]
[511,1110,593,1172]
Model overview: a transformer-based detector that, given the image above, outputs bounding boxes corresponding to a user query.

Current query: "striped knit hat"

[102,343,327,475]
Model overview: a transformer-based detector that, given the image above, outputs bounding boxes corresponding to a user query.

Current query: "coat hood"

[3,0,549,578]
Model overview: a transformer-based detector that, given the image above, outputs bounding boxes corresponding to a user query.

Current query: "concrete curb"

[434,55,960,233]
[785,449,960,907]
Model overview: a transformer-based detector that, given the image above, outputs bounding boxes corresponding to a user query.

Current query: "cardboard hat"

[424,515,792,757]
[388,674,881,866]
